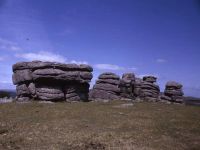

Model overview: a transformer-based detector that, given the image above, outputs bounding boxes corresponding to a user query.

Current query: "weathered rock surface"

[139,76,160,101]
[12,61,93,102]
[35,84,64,101]
[12,61,185,104]
[89,72,120,101]
[119,73,135,100]
[134,78,142,97]
[16,84,30,96]
[143,76,157,83]
[163,81,184,103]
[12,69,32,85]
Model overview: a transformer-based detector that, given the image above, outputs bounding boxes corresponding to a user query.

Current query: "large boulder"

[139,76,160,101]
[163,81,184,103]
[165,81,183,89]
[12,61,93,102]
[89,72,120,101]
[13,61,93,72]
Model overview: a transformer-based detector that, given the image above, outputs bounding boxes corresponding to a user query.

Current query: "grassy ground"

[0,101,200,150]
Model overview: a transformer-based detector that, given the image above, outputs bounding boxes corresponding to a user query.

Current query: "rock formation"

[89,72,121,101]
[162,81,184,103]
[12,61,93,102]
[119,73,135,100]
[12,61,185,104]
[139,76,160,101]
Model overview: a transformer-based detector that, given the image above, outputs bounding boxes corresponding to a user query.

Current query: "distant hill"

[184,96,200,106]
[0,90,16,98]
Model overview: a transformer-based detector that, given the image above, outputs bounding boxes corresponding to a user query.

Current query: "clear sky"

[0,0,200,97]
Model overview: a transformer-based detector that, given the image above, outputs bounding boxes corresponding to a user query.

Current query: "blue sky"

[0,0,200,97]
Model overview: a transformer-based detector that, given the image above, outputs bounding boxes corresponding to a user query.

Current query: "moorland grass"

[0,101,200,150]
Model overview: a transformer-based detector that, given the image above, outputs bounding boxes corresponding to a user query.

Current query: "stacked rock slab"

[140,76,160,101]
[119,73,135,100]
[89,72,120,101]
[163,81,184,103]
[12,61,93,102]
[134,78,142,97]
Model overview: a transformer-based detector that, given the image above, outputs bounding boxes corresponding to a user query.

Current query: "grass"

[0,101,200,150]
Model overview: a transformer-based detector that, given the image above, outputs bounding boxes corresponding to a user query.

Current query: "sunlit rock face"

[12,61,93,102]
[162,81,184,103]
[89,72,121,101]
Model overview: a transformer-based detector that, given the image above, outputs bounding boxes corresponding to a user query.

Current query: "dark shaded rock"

[119,73,135,100]
[64,83,90,101]
[160,95,172,101]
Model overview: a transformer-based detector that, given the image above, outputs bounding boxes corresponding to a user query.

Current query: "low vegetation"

[0,101,200,150]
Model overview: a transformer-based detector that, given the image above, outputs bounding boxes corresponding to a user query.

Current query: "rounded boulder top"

[143,76,157,83]
[166,81,183,89]
[98,72,120,80]
[122,73,135,80]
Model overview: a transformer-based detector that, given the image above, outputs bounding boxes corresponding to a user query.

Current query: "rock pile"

[119,73,135,100]
[12,61,93,102]
[89,72,120,101]
[162,81,184,103]
[140,76,160,101]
